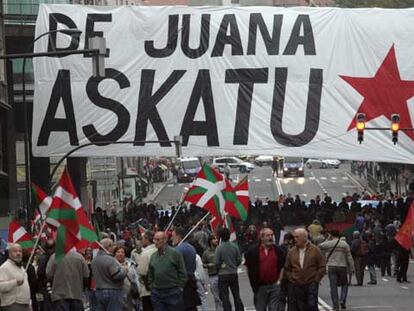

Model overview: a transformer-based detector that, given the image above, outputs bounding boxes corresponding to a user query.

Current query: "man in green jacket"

[148,231,187,310]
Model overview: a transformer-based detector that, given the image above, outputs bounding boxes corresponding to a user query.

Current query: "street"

[202,263,414,311]
[154,164,414,310]
[156,163,363,208]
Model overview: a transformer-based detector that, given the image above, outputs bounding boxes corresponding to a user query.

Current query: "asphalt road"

[155,163,364,208]
[202,262,414,311]
[155,164,414,310]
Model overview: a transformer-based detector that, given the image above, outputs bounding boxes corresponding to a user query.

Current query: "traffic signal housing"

[356,113,365,144]
[391,114,400,144]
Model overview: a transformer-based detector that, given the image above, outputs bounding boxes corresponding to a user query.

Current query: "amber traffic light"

[356,113,365,144]
[391,114,400,144]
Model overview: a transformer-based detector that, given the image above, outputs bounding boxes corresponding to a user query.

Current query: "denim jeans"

[209,275,223,311]
[151,287,183,311]
[288,282,319,311]
[94,288,123,311]
[328,266,348,309]
[367,264,377,283]
[53,299,84,311]
[218,274,244,311]
[253,283,280,311]
[197,280,208,311]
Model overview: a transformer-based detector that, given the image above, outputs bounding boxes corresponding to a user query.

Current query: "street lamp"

[0,29,106,229]
[22,29,82,229]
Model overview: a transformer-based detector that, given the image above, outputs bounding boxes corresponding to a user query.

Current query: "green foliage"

[334,0,414,8]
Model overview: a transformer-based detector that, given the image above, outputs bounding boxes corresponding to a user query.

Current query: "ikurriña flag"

[184,164,226,220]
[223,177,249,221]
[47,168,98,260]
[395,203,414,250]
[8,220,35,251]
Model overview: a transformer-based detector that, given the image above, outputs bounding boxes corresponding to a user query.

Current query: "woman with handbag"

[114,245,141,311]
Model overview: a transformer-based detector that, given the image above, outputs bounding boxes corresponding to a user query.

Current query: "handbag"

[126,274,140,299]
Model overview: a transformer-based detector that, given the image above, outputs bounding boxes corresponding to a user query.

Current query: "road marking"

[318,297,332,310]
[309,177,316,180]
[401,286,410,290]
[266,178,272,182]
[254,179,261,182]
[342,176,349,180]
[320,176,327,180]
[331,176,337,180]
[382,278,389,282]
[275,177,284,195]
[311,172,328,194]
[302,193,308,197]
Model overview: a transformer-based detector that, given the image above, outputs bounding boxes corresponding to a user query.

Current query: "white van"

[176,157,202,182]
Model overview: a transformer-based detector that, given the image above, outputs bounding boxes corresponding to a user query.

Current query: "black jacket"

[245,243,286,293]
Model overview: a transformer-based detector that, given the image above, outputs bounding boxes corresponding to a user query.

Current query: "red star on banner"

[342,45,414,140]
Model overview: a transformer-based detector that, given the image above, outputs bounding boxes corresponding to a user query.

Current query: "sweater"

[46,252,90,301]
[148,246,187,290]
[318,238,354,272]
[215,241,242,275]
[0,259,31,307]
[91,250,126,289]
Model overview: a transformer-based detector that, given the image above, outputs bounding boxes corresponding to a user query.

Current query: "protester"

[148,231,187,310]
[113,245,140,311]
[215,228,245,311]
[245,228,286,311]
[171,227,201,310]
[46,248,90,310]
[319,230,354,311]
[284,228,326,311]
[91,238,126,311]
[195,253,209,311]
[350,231,366,286]
[365,233,378,285]
[137,230,157,311]
[396,243,410,283]
[0,243,31,311]
[202,234,223,311]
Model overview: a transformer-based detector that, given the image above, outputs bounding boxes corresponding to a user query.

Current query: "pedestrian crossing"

[167,176,350,188]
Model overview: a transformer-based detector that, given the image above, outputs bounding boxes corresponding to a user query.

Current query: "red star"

[342,45,414,140]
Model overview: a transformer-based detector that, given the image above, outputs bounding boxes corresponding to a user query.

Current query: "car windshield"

[182,160,200,169]
[284,157,302,163]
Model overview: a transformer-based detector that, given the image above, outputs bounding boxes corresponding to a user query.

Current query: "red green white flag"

[395,203,414,250]
[8,220,35,251]
[32,182,52,218]
[184,164,226,219]
[47,168,98,260]
[222,178,249,221]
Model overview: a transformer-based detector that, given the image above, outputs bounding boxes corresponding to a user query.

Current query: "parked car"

[306,158,341,169]
[212,157,254,173]
[254,155,274,166]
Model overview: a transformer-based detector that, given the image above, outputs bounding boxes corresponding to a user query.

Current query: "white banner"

[33,4,414,163]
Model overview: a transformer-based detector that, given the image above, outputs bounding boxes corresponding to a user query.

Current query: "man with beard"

[245,228,286,311]
[0,243,31,310]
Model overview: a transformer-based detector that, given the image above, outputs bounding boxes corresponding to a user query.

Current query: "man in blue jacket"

[245,228,286,311]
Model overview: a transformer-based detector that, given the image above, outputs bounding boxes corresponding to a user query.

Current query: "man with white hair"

[0,243,31,310]
[284,228,326,311]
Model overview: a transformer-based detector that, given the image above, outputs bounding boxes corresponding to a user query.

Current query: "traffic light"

[391,114,400,144]
[356,113,365,144]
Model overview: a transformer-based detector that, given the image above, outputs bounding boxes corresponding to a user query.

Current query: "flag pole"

[179,212,210,245]
[165,187,188,232]
[25,221,47,271]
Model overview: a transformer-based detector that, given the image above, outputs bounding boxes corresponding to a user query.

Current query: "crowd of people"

[0,190,413,311]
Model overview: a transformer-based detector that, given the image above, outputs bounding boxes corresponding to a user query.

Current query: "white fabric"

[0,260,31,307]
[299,247,306,269]
[33,5,414,163]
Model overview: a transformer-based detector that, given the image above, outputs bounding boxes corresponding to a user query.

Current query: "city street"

[155,163,364,208]
[203,263,414,310]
